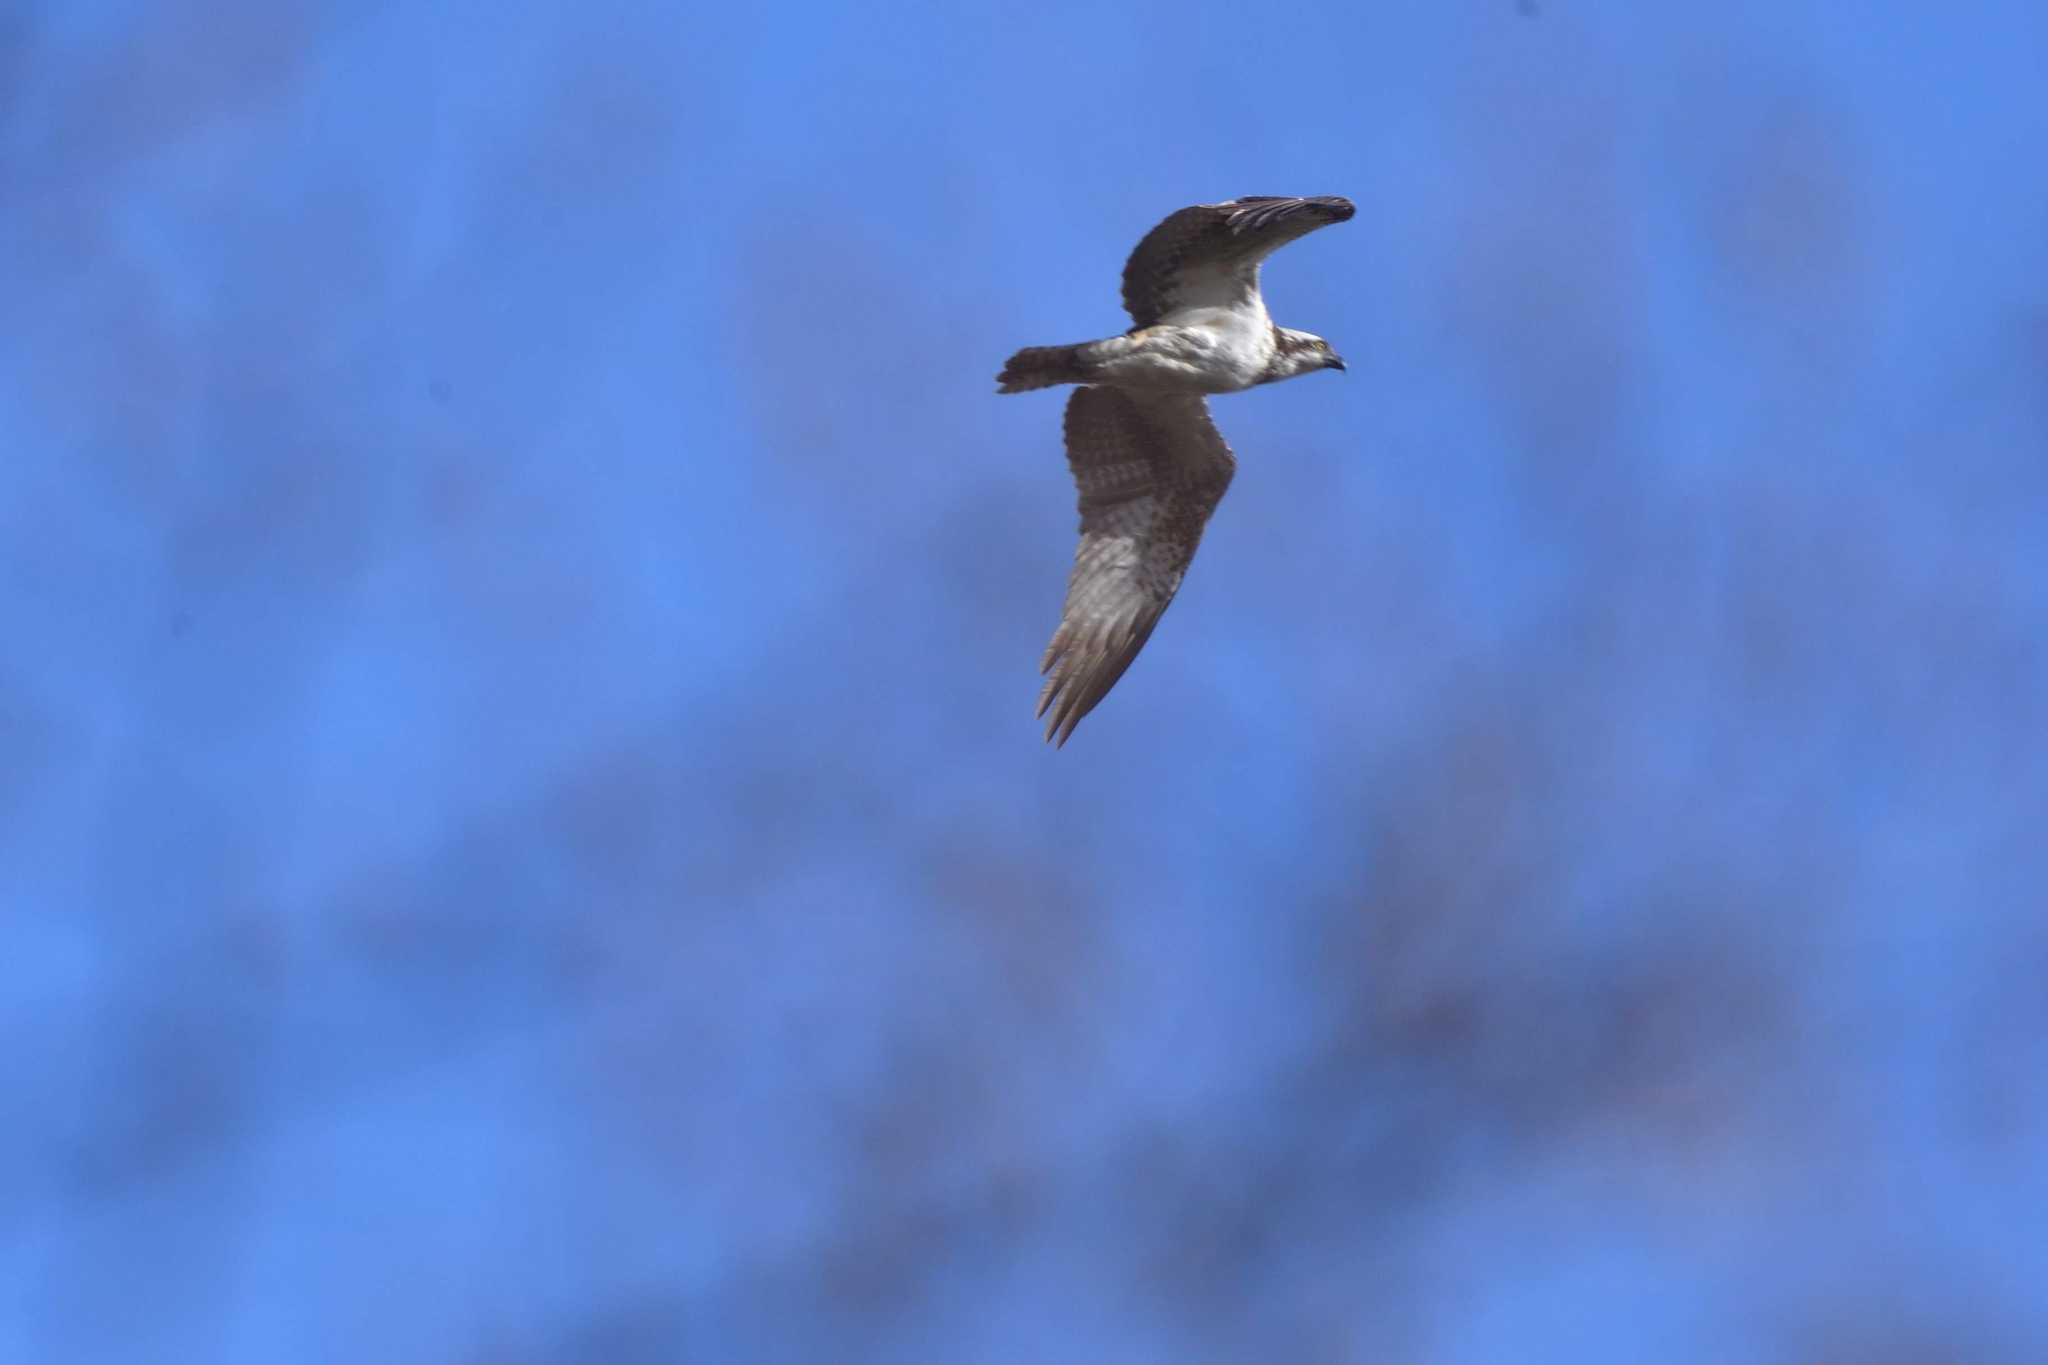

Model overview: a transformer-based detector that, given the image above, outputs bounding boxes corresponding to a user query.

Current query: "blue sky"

[6,1,2048,1360]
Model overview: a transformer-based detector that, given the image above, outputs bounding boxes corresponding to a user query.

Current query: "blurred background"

[6,1,2048,1360]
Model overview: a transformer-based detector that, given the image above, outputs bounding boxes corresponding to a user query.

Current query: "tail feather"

[997,343,1091,394]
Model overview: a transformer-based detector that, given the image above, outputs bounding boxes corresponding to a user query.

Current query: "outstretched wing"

[1038,387,1237,746]
[1120,195,1355,328]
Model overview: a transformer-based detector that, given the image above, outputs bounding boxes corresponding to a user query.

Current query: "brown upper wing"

[1037,387,1237,746]
[1119,195,1355,328]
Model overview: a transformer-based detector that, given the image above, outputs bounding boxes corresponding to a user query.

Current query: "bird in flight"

[997,194,1354,745]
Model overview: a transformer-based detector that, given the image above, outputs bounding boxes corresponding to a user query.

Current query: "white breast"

[1090,293,1277,394]
[1171,300,1274,389]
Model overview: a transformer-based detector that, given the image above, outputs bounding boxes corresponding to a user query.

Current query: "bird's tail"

[997,343,1092,394]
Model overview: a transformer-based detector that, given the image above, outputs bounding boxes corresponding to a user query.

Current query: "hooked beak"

[1326,353,1347,372]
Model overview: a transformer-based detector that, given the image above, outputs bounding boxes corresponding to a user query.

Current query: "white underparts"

[1085,310,1278,395]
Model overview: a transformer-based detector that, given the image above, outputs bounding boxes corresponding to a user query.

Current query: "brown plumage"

[997,344,1088,394]
[998,195,1354,745]
[1120,195,1354,327]
[1037,387,1235,746]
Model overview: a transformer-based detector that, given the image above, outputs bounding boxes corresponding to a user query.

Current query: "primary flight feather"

[996,194,1355,745]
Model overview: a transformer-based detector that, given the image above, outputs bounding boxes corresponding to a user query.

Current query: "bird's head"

[1265,328,1347,382]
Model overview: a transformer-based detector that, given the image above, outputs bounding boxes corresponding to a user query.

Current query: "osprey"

[997,194,1354,745]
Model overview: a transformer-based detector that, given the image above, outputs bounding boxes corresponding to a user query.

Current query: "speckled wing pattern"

[1037,387,1237,745]
[1119,195,1356,327]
